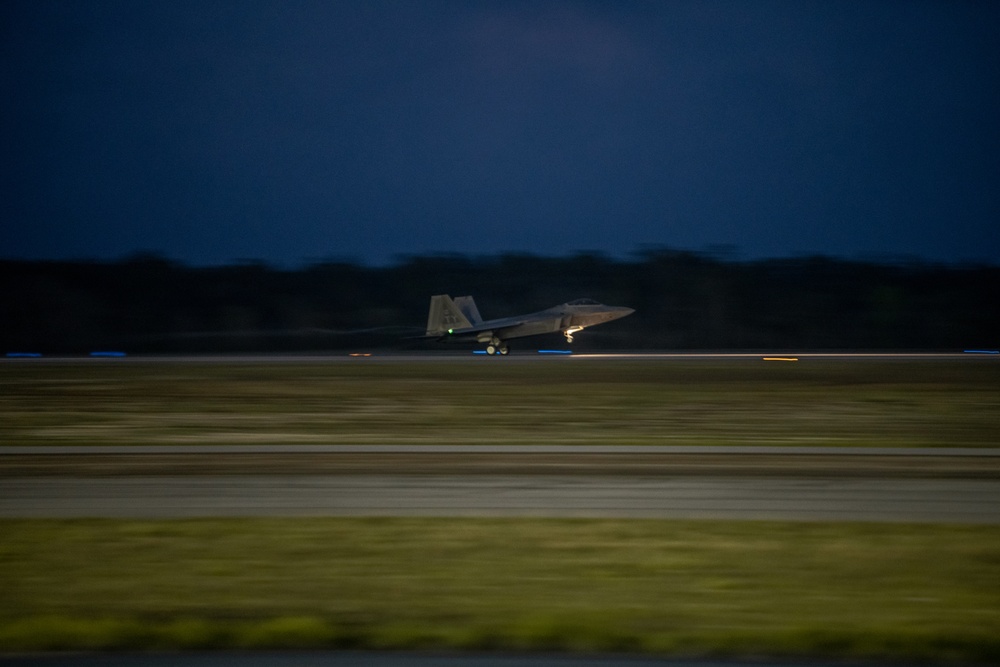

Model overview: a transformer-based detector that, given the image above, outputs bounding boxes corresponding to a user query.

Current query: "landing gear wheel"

[499,344,509,355]
[565,334,574,343]
[486,345,497,355]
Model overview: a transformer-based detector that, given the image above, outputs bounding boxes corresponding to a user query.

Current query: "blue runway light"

[472,350,488,355]
[538,350,573,355]
[964,350,999,354]
[6,352,42,358]
[90,351,127,357]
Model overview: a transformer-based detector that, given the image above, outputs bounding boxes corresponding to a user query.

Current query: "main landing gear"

[485,337,509,355]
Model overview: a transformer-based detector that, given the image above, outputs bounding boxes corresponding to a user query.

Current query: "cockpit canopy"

[566,298,601,306]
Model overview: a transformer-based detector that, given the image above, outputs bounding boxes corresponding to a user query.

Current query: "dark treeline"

[2,251,998,353]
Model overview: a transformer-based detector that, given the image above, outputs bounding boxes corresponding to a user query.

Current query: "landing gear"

[563,326,584,343]
[485,338,509,355]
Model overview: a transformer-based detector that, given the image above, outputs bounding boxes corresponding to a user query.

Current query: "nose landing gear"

[563,326,584,343]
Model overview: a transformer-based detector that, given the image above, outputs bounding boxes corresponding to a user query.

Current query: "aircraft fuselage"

[425,296,634,354]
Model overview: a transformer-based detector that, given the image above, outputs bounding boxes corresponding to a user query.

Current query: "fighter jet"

[424,294,634,355]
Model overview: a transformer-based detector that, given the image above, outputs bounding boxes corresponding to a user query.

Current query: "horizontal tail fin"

[426,295,474,335]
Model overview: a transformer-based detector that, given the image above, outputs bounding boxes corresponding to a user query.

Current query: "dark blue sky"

[4,0,999,266]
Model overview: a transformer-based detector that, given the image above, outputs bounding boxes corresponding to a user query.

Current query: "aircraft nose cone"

[604,306,634,322]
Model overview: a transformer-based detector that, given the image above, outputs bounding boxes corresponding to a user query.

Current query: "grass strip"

[2,359,999,447]
[2,518,998,662]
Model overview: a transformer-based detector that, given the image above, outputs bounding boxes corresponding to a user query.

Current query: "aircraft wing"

[444,316,533,337]
[412,317,529,340]
[450,313,564,341]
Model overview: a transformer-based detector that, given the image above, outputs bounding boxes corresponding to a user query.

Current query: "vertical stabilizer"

[426,295,474,335]
[454,296,483,324]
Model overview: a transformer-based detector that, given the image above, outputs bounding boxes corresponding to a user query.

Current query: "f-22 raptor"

[424,295,634,355]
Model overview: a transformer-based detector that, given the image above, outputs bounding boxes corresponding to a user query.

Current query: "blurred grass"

[1,518,998,662]
[1,358,998,447]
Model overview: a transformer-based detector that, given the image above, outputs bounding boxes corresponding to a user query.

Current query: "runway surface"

[0,652,863,667]
[6,444,999,455]
[4,445,998,477]
[4,474,998,523]
[4,351,999,364]
[4,446,998,522]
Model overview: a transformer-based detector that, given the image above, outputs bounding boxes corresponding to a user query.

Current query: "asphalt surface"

[3,474,998,523]
[4,351,998,364]
[5,446,999,478]
[0,653,884,667]
[6,445,999,455]
[3,446,998,523]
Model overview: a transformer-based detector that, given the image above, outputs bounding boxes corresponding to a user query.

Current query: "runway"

[0,652,864,667]
[4,351,998,363]
[7,444,1000,455]
[4,474,998,523]
[4,445,998,477]
[3,446,998,522]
